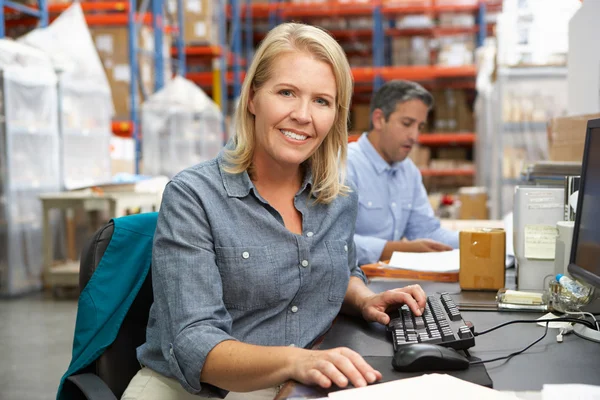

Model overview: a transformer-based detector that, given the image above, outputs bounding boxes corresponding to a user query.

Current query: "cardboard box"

[548,113,600,162]
[458,187,488,220]
[351,104,371,132]
[90,26,168,119]
[459,228,506,290]
[183,0,218,45]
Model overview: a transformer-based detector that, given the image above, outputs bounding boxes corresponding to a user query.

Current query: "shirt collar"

[357,132,405,174]
[218,148,314,199]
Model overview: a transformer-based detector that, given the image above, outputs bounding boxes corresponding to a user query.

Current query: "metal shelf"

[420,168,475,177]
[418,133,476,146]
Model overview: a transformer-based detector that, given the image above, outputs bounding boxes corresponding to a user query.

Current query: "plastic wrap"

[0,40,60,296]
[19,2,113,189]
[141,76,223,178]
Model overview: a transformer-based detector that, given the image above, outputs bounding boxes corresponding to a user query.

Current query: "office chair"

[59,213,157,400]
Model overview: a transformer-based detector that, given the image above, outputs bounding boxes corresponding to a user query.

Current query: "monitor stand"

[573,324,600,343]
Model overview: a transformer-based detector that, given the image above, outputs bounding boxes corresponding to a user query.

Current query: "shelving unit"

[0,0,48,37]
[225,0,500,187]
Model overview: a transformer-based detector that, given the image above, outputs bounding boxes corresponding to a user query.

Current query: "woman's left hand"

[360,284,427,325]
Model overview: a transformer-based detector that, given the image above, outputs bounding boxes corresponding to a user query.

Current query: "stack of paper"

[327,374,520,399]
[388,249,460,273]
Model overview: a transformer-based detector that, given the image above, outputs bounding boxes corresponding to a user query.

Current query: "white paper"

[328,374,520,400]
[194,22,207,37]
[388,249,460,273]
[524,225,558,260]
[542,384,600,400]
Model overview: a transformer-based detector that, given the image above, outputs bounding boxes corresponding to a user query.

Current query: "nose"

[290,100,312,124]
[408,126,419,142]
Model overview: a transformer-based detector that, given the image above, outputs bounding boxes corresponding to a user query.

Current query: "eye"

[279,89,293,97]
[315,97,330,106]
[402,121,412,128]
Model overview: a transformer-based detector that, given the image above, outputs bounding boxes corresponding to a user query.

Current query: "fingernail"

[357,378,367,387]
[366,372,376,382]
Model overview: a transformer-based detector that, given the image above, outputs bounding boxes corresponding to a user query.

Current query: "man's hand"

[360,284,427,325]
[290,347,382,389]
[381,239,452,260]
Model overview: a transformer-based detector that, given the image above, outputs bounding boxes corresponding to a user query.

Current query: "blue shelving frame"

[0,0,48,38]
[128,0,185,174]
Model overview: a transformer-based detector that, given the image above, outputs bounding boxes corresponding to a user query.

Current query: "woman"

[122,22,426,400]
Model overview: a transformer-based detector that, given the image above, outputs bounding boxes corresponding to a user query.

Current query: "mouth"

[280,129,309,142]
[401,144,413,151]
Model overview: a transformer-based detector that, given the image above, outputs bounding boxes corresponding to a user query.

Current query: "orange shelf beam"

[281,3,375,18]
[187,71,247,87]
[418,133,476,145]
[172,46,221,57]
[48,1,128,13]
[420,168,475,177]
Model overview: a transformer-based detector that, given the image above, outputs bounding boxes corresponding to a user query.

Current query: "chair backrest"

[75,219,154,398]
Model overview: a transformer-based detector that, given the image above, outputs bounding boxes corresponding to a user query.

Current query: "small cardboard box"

[458,187,488,220]
[548,113,600,162]
[459,228,505,290]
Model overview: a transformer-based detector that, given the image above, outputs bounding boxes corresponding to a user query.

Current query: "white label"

[186,0,201,13]
[194,22,207,38]
[95,35,113,54]
[527,191,555,197]
[529,197,556,203]
[528,203,563,210]
[524,225,558,260]
[113,64,131,82]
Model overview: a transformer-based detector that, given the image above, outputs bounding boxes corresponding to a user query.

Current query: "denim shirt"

[348,133,459,265]
[137,152,367,396]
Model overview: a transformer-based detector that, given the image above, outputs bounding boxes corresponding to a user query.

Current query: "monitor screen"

[569,123,600,288]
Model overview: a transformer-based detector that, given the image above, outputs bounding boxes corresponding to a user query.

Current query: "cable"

[563,310,600,331]
[470,322,549,365]
[472,317,595,336]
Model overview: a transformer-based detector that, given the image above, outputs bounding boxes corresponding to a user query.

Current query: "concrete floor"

[0,293,78,400]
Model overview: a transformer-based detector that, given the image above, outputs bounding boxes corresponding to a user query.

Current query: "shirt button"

[291,306,298,313]
[367,201,372,207]
[391,202,396,207]
[395,230,399,236]
[344,245,348,252]
[169,347,174,356]
[306,231,314,237]
[289,344,296,347]
[301,260,309,267]
[242,251,250,259]
[407,204,412,209]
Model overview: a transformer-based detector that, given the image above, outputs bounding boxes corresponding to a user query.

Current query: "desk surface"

[278,279,600,399]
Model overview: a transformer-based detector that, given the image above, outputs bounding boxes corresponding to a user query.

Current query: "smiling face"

[371,99,429,164]
[248,51,337,172]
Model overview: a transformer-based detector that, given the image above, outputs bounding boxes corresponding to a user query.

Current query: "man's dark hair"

[368,80,434,130]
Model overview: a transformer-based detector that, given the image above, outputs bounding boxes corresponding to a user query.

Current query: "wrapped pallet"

[141,76,223,178]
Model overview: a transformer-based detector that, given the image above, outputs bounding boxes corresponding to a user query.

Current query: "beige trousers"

[121,367,278,400]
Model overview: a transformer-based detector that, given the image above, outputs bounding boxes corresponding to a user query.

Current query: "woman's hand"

[289,347,382,389]
[360,284,427,325]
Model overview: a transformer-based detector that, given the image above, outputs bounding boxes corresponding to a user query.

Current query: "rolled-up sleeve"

[152,180,235,395]
[354,234,387,266]
[404,171,459,249]
[346,191,369,282]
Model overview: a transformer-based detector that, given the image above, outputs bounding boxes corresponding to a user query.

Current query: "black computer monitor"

[567,118,600,342]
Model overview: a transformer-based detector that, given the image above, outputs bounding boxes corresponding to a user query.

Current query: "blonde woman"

[122,22,426,400]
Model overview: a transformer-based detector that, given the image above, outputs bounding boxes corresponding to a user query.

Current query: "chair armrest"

[66,373,117,400]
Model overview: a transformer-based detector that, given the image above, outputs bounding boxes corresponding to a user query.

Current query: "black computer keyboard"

[387,292,475,351]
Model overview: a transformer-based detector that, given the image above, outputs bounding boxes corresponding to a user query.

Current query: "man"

[347,80,459,266]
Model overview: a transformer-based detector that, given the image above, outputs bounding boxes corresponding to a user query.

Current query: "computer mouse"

[392,343,470,372]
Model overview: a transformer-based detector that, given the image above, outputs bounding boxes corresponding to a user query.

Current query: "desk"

[40,191,160,291]
[276,279,600,399]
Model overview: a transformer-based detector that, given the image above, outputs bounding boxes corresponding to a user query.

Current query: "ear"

[371,108,385,131]
[248,87,256,116]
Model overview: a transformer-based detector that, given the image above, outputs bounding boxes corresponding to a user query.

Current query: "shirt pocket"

[357,198,386,231]
[325,240,351,303]
[215,245,280,310]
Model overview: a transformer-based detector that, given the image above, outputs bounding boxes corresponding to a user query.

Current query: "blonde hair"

[224,22,353,204]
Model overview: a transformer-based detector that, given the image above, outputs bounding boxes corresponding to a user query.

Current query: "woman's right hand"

[289,347,382,389]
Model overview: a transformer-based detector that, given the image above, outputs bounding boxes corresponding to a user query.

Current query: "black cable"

[470,322,550,365]
[473,317,595,336]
